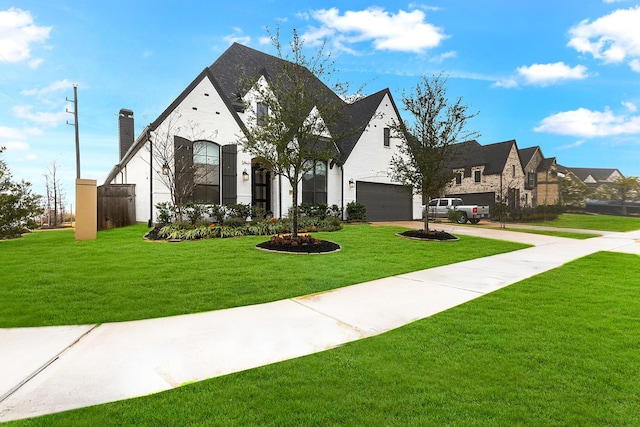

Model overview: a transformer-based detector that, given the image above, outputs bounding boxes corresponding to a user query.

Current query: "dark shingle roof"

[209,42,394,164]
[209,42,343,113]
[334,89,389,164]
[538,157,556,172]
[449,139,516,175]
[518,146,538,167]
[557,166,623,183]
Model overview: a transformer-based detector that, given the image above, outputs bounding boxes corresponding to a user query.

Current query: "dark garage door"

[356,182,412,222]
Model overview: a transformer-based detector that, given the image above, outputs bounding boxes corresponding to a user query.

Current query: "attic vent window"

[257,102,268,126]
[383,127,390,147]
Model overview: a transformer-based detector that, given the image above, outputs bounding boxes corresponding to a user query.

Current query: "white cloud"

[622,101,637,112]
[303,7,447,54]
[0,8,51,64]
[0,125,26,140]
[28,58,44,69]
[558,139,586,150]
[517,62,589,86]
[21,79,74,97]
[567,6,640,72]
[494,62,588,88]
[12,105,68,128]
[535,107,640,137]
[2,141,30,151]
[223,27,251,46]
[430,50,457,63]
[492,77,519,88]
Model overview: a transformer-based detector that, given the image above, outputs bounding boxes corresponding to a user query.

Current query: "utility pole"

[66,84,80,179]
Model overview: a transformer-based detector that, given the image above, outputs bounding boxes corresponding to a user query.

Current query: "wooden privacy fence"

[97,184,136,230]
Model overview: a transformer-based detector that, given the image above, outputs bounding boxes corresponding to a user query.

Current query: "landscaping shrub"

[185,202,207,225]
[209,204,226,223]
[155,202,176,226]
[250,205,269,222]
[151,216,342,241]
[447,209,463,223]
[346,201,367,221]
[490,203,566,223]
[226,203,251,221]
[328,204,342,218]
[222,216,247,228]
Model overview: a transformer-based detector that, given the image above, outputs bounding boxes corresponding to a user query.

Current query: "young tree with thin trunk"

[389,73,479,231]
[43,161,64,226]
[238,28,354,238]
[147,110,213,223]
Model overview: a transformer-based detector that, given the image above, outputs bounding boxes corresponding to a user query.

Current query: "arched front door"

[251,162,271,213]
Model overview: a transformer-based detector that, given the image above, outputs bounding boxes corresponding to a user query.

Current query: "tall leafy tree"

[613,176,640,215]
[0,147,43,238]
[390,74,479,231]
[239,28,354,237]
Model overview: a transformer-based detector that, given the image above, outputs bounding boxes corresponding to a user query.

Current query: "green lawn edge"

[0,224,529,327]
[9,251,639,426]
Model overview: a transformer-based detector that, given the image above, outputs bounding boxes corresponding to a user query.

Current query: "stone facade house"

[518,146,559,206]
[104,43,422,224]
[444,139,528,210]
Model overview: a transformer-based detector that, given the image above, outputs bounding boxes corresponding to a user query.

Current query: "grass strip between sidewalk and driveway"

[9,251,639,426]
[487,227,600,240]
[0,224,528,328]
[528,212,640,231]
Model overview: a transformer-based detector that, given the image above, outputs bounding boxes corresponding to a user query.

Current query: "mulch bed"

[144,227,162,240]
[256,234,341,254]
[398,229,459,241]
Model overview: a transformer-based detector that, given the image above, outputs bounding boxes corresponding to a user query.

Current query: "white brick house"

[104,43,422,224]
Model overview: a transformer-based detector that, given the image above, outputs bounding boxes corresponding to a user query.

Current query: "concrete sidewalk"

[1,226,639,422]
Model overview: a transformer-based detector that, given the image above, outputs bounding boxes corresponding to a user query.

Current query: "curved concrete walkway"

[1,224,639,422]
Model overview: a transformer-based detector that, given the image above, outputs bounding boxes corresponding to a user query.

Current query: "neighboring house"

[518,146,559,206]
[557,166,624,189]
[104,43,422,224]
[444,139,528,210]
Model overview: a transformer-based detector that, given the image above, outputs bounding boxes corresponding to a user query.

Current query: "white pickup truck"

[425,197,490,224]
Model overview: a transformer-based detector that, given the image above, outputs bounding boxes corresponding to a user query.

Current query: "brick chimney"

[118,109,134,160]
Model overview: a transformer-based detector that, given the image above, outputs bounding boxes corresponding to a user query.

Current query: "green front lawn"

[0,224,528,327]
[11,251,640,426]
[530,212,640,231]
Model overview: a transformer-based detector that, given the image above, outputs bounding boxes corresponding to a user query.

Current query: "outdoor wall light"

[161,162,170,175]
[242,169,249,181]
[348,178,355,189]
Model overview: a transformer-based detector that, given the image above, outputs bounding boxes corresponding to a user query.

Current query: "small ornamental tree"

[0,147,43,238]
[238,29,355,238]
[390,74,479,231]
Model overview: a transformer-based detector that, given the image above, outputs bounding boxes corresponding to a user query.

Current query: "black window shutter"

[174,136,193,205]
[222,144,237,205]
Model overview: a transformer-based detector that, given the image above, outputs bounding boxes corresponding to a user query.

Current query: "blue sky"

[2,1,640,201]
